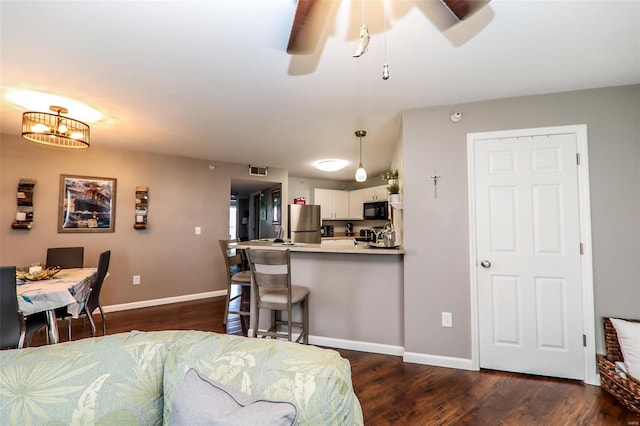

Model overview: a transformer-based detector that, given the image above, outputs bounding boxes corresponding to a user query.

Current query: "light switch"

[195,226,201,235]
[442,312,453,327]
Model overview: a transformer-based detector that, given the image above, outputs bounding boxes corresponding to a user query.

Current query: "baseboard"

[403,351,476,371]
[310,335,404,356]
[245,329,403,356]
[103,290,226,313]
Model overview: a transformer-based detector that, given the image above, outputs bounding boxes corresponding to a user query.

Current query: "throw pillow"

[609,318,640,380]
[168,368,297,426]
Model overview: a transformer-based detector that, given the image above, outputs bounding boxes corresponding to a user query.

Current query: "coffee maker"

[345,222,354,237]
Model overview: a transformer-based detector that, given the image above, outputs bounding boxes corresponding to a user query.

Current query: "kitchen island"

[235,241,404,355]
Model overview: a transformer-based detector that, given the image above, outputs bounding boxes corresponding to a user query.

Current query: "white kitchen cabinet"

[361,185,388,202]
[314,189,350,219]
[349,188,366,219]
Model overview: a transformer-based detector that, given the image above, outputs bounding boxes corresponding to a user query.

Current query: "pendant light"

[355,130,367,182]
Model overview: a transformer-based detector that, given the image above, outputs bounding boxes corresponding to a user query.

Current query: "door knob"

[480,260,491,268]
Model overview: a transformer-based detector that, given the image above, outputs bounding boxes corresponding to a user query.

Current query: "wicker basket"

[598,317,640,414]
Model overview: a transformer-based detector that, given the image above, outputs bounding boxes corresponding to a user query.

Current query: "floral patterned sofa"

[0,330,363,425]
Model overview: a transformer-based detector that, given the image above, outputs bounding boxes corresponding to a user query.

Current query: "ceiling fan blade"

[287,0,317,54]
[441,0,491,21]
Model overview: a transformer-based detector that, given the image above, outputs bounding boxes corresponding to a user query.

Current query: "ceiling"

[1,1,638,182]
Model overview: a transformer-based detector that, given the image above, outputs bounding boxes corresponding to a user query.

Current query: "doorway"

[230,179,282,241]
[467,125,597,384]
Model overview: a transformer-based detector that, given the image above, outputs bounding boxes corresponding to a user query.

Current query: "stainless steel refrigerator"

[288,204,321,243]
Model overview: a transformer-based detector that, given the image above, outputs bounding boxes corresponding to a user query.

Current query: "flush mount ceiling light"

[315,159,348,172]
[355,130,367,182]
[22,105,90,148]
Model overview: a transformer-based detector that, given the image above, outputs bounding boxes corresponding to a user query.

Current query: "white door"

[473,132,584,380]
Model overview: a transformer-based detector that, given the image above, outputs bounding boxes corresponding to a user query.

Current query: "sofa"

[0,330,364,425]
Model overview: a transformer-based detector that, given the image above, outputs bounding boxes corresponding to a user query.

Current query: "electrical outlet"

[442,312,453,327]
[195,226,201,235]
[133,275,141,285]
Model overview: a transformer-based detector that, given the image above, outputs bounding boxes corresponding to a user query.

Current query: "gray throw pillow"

[168,368,297,426]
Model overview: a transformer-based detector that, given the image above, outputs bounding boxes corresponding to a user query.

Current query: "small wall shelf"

[134,186,149,229]
[390,201,403,210]
[12,179,35,230]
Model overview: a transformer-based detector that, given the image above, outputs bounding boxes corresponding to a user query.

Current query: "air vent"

[249,165,268,177]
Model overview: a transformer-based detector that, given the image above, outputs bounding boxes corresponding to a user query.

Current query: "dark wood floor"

[28,297,638,425]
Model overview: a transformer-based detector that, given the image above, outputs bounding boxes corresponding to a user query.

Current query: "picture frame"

[58,175,117,233]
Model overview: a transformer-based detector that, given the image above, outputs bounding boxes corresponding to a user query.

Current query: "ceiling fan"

[286,0,491,54]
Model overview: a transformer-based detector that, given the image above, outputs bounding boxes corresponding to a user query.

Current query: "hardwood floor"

[27,297,638,425]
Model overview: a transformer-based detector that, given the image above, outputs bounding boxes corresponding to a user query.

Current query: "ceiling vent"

[249,165,268,177]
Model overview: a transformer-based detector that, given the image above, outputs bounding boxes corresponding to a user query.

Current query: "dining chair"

[58,250,111,340]
[218,239,252,325]
[46,246,84,269]
[245,248,309,344]
[0,266,49,349]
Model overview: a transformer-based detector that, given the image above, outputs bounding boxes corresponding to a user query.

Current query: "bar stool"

[218,239,252,324]
[245,248,309,344]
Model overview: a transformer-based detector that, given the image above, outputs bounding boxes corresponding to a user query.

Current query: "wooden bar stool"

[245,248,309,344]
[218,239,252,324]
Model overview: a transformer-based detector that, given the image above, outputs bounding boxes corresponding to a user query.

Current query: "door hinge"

[583,334,587,347]
[580,243,584,255]
[576,153,581,165]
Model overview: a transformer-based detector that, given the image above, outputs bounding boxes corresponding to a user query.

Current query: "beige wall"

[402,84,640,358]
[0,135,287,307]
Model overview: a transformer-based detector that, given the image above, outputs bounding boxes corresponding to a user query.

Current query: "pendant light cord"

[384,2,388,63]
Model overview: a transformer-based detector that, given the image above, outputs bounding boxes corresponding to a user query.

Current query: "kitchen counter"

[236,241,404,255]
[234,240,404,354]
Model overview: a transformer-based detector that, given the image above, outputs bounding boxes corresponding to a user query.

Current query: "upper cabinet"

[315,184,390,221]
[314,189,350,220]
[349,189,365,220]
[360,185,388,202]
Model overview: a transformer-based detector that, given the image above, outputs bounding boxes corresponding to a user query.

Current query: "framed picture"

[58,175,117,233]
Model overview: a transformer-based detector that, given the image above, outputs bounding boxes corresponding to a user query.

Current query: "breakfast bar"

[235,241,405,354]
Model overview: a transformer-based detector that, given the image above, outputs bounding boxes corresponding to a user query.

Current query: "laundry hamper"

[597,317,640,414]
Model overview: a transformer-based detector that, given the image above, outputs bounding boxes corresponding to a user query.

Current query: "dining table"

[16,267,97,344]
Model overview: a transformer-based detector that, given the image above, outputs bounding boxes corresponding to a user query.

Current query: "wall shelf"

[390,201,403,210]
[134,186,149,229]
[12,179,35,230]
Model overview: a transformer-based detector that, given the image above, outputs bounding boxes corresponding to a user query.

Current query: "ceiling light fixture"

[355,130,367,182]
[315,159,348,172]
[22,105,90,148]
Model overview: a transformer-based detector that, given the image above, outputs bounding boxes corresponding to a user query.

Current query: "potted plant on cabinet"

[381,170,400,203]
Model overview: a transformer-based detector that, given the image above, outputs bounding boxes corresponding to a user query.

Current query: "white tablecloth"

[17,268,96,317]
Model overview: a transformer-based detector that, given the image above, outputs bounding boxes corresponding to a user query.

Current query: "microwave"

[363,201,389,220]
